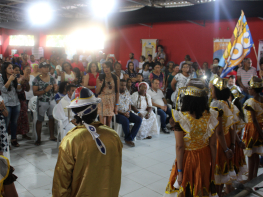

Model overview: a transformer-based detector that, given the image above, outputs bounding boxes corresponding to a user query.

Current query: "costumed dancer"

[0,155,18,197]
[242,76,263,181]
[210,76,238,197]
[163,79,218,197]
[52,87,122,197]
[229,86,247,182]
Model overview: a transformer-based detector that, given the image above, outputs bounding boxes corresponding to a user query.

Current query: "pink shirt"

[27,60,39,71]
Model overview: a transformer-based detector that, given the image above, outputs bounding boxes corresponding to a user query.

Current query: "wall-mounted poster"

[213,38,231,59]
[141,39,158,57]
[257,40,263,71]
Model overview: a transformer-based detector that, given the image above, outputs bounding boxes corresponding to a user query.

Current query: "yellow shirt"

[52,122,122,197]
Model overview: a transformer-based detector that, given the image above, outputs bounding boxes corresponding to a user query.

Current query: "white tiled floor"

[10,127,175,197]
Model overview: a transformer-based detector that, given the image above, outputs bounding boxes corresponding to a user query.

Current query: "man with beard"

[126,52,139,72]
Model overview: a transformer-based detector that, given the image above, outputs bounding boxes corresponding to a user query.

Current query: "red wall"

[108,17,263,70]
[1,17,263,70]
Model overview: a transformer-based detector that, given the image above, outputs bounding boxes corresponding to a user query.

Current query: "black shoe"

[162,127,170,134]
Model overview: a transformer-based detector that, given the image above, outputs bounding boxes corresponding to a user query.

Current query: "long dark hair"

[127,62,135,75]
[72,105,97,124]
[58,81,68,94]
[88,62,99,73]
[181,96,209,119]
[62,62,72,72]
[1,62,18,91]
[73,67,81,79]
[214,86,231,107]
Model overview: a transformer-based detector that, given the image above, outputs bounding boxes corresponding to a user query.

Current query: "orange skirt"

[215,131,236,185]
[234,131,247,182]
[242,122,263,157]
[164,146,217,197]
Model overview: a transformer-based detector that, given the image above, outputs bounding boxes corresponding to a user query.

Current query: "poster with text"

[213,39,231,59]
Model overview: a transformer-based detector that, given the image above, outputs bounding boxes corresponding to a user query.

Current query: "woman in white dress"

[131,82,159,140]
[170,63,191,108]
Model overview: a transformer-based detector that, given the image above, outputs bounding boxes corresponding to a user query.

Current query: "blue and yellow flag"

[219,11,254,78]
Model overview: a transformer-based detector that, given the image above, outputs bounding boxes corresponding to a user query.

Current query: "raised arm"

[174,130,184,186]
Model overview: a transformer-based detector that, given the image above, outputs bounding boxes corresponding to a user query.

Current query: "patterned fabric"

[0,114,8,153]
[16,83,29,135]
[149,71,165,88]
[171,73,191,103]
[0,75,21,107]
[97,78,115,116]
[118,90,131,113]
[32,75,56,102]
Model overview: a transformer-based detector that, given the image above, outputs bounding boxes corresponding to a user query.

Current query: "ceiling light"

[29,3,52,24]
[91,0,116,18]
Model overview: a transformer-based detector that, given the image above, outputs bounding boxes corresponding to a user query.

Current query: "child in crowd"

[138,55,145,72]
[126,78,133,94]
[72,67,82,87]
[243,76,263,181]
[134,74,143,91]
[49,67,57,83]
[139,62,151,85]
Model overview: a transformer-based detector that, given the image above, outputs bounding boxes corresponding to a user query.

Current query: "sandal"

[49,138,57,142]
[11,140,20,147]
[35,141,41,146]
[145,136,152,139]
[22,134,32,140]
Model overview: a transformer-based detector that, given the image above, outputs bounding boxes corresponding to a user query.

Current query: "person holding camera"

[32,62,58,146]
[96,61,119,127]
[153,45,166,62]
[0,62,22,147]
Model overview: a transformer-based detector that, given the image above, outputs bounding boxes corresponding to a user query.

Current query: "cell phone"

[99,73,105,81]
[17,74,20,78]
[109,54,114,57]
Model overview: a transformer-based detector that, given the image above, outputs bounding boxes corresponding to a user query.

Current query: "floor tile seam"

[140,168,168,178]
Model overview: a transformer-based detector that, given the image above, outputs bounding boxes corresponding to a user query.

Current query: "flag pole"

[253,44,259,66]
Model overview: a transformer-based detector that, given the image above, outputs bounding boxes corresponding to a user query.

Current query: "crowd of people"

[0,45,263,197]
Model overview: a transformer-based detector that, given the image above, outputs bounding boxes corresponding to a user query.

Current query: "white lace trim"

[244,146,263,157]
[215,169,236,185]
[203,109,219,142]
[244,98,263,123]
[210,100,235,129]
[233,105,240,125]
[236,165,248,182]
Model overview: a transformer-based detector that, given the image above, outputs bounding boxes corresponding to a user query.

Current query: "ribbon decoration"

[84,123,106,155]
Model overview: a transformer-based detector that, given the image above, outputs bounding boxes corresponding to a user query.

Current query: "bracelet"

[95,86,96,88]
[224,148,230,153]
[178,169,183,173]
[18,83,21,86]
[137,111,140,114]
[239,140,242,144]
[116,104,119,106]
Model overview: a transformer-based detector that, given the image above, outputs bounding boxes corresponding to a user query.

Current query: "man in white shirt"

[148,79,171,134]
[57,84,77,136]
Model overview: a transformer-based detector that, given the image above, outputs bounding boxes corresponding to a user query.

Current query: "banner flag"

[219,11,254,78]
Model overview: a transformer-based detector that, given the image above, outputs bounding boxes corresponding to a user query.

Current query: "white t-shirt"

[147,88,165,106]
[56,65,62,82]
[138,62,145,70]
[25,75,35,101]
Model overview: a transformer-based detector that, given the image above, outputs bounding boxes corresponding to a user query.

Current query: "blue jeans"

[157,107,172,129]
[4,105,21,139]
[116,112,142,141]
[240,90,253,106]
